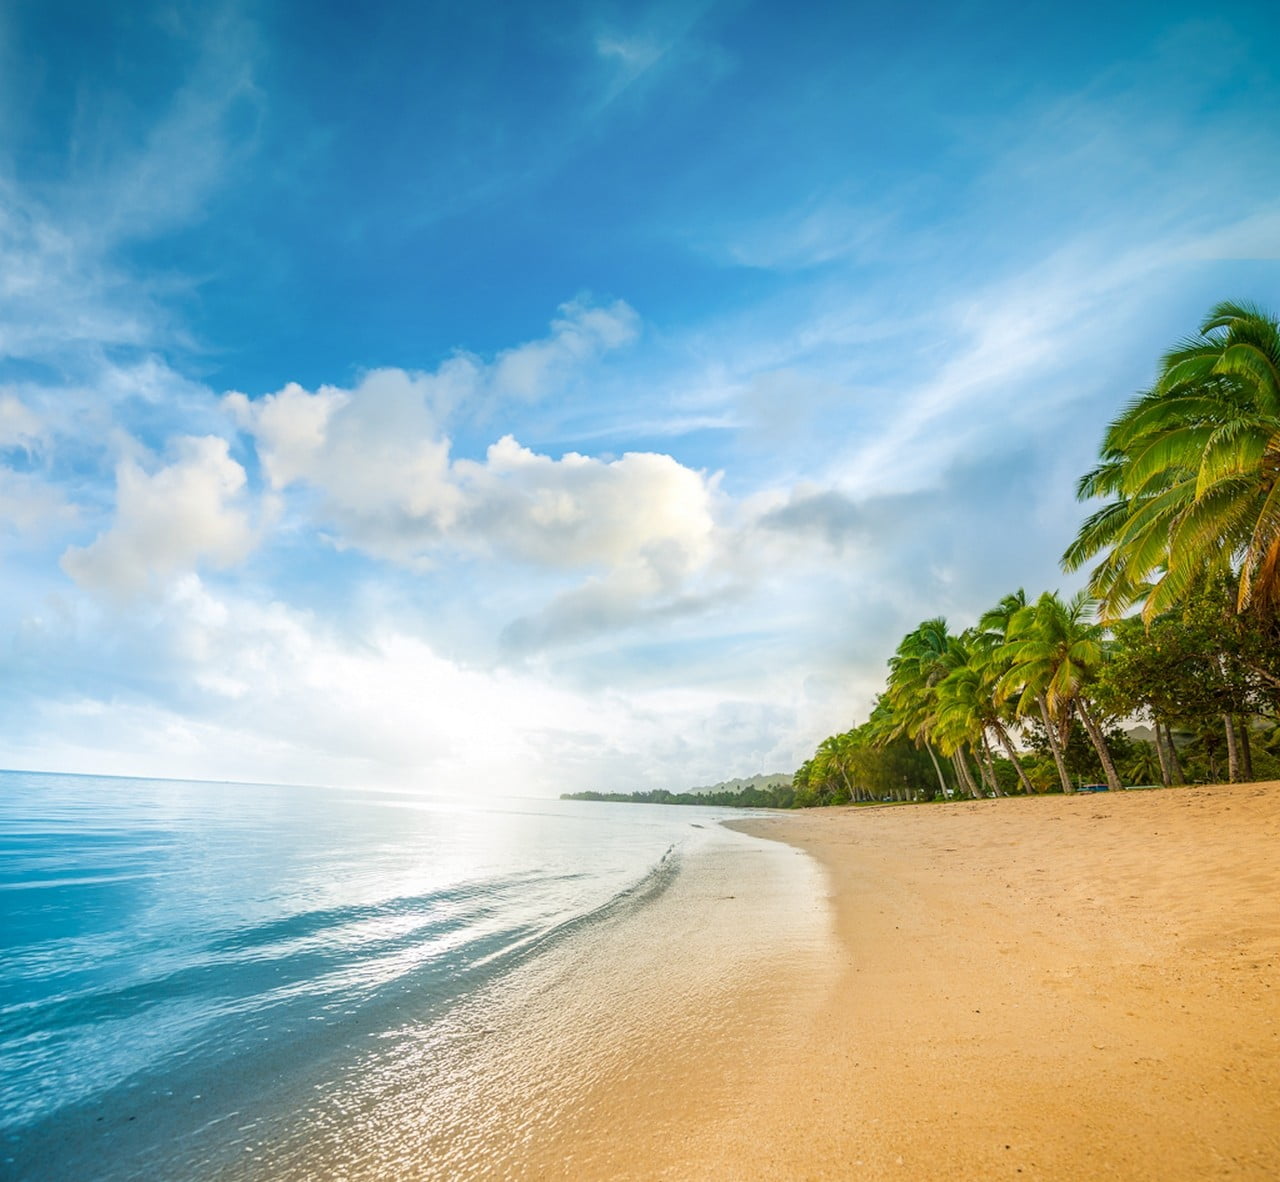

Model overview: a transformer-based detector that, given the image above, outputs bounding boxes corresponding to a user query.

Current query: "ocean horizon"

[0,769,817,1180]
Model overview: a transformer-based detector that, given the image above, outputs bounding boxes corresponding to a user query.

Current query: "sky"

[1,0,1278,796]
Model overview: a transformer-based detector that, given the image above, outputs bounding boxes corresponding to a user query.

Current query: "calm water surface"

[0,770,755,1180]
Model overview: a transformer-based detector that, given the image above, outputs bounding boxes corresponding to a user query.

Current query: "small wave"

[470,842,683,971]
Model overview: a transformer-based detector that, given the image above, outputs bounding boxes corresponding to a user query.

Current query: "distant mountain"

[685,772,792,795]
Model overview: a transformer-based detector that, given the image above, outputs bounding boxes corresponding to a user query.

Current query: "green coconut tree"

[1065,300,1280,622]
[998,590,1122,792]
[985,590,1074,794]
[882,618,957,799]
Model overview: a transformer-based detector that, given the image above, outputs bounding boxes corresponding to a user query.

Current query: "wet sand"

[265,785,1279,1179]
[243,823,838,1180]
[716,781,1280,1180]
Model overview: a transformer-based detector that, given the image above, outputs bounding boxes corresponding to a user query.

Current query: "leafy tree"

[1065,300,1280,622]
[998,591,1122,791]
[1094,575,1269,782]
[1123,741,1162,786]
[882,619,960,798]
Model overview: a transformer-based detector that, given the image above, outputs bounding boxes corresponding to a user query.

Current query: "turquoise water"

[0,770,752,1180]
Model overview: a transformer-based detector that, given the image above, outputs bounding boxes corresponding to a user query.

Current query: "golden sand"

[708,782,1280,1180]
[271,784,1280,1179]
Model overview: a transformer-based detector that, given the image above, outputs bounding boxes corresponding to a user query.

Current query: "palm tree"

[1122,741,1162,786]
[998,591,1122,792]
[882,618,957,799]
[814,732,858,803]
[935,662,1006,796]
[973,593,1041,794]
[987,591,1074,794]
[1065,300,1280,621]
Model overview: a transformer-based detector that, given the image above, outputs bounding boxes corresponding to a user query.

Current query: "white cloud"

[227,369,465,562]
[457,435,717,569]
[61,436,256,597]
[595,34,665,72]
[2,575,805,794]
[227,360,731,653]
[490,298,638,401]
[228,328,720,592]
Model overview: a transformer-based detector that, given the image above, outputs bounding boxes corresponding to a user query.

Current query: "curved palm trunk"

[978,734,1005,796]
[963,748,984,797]
[924,741,950,799]
[1037,693,1074,793]
[952,750,981,799]
[1075,698,1123,792]
[1152,718,1172,788]
[1222,713,1240,783]
[993,722,1037,794]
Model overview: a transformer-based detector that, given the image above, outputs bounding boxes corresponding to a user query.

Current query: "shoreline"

[247,821,839,1180]
[721,781,1280,1179]
[125,783,1280,1179]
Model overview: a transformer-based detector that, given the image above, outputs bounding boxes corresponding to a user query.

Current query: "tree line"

[562,783,796,809]
[794,300,1280,808]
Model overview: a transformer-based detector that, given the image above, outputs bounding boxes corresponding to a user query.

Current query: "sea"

[0,769,822,1180]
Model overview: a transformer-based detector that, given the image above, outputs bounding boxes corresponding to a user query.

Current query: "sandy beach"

[259,784,1279,1179]
[709,781,1280,1180]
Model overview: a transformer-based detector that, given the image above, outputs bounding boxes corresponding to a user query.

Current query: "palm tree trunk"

[952,750,981,799]
[964,747,984,797]
[1038,693,1074,793]
[1240,718,1253,781]
[993,722,1037,794]
[979,733,1005,796]
[968,745,989,797]
[1163,723,1185,784]
[1222,713,1240,783]
[924,741,950,799]
[1075,698,1123,792]
[1152,719,1172,788]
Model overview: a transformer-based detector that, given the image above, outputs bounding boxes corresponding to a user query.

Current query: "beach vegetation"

[787,299,1280,808]
[561,780,797,809]
[571,301,1280,810]
[1064,300,1280,623]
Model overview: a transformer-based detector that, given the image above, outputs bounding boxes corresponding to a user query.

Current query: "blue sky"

[1,0,1278,794]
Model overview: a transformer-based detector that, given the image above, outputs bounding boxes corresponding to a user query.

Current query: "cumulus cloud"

[456,435,716,569]
[228,365,721,590]
[61,436,256,597]
[223,297,644,566]
[227,369,463,560]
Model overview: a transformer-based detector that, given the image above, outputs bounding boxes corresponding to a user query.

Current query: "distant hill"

[560,772,796,809]
[685,772,793,794]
